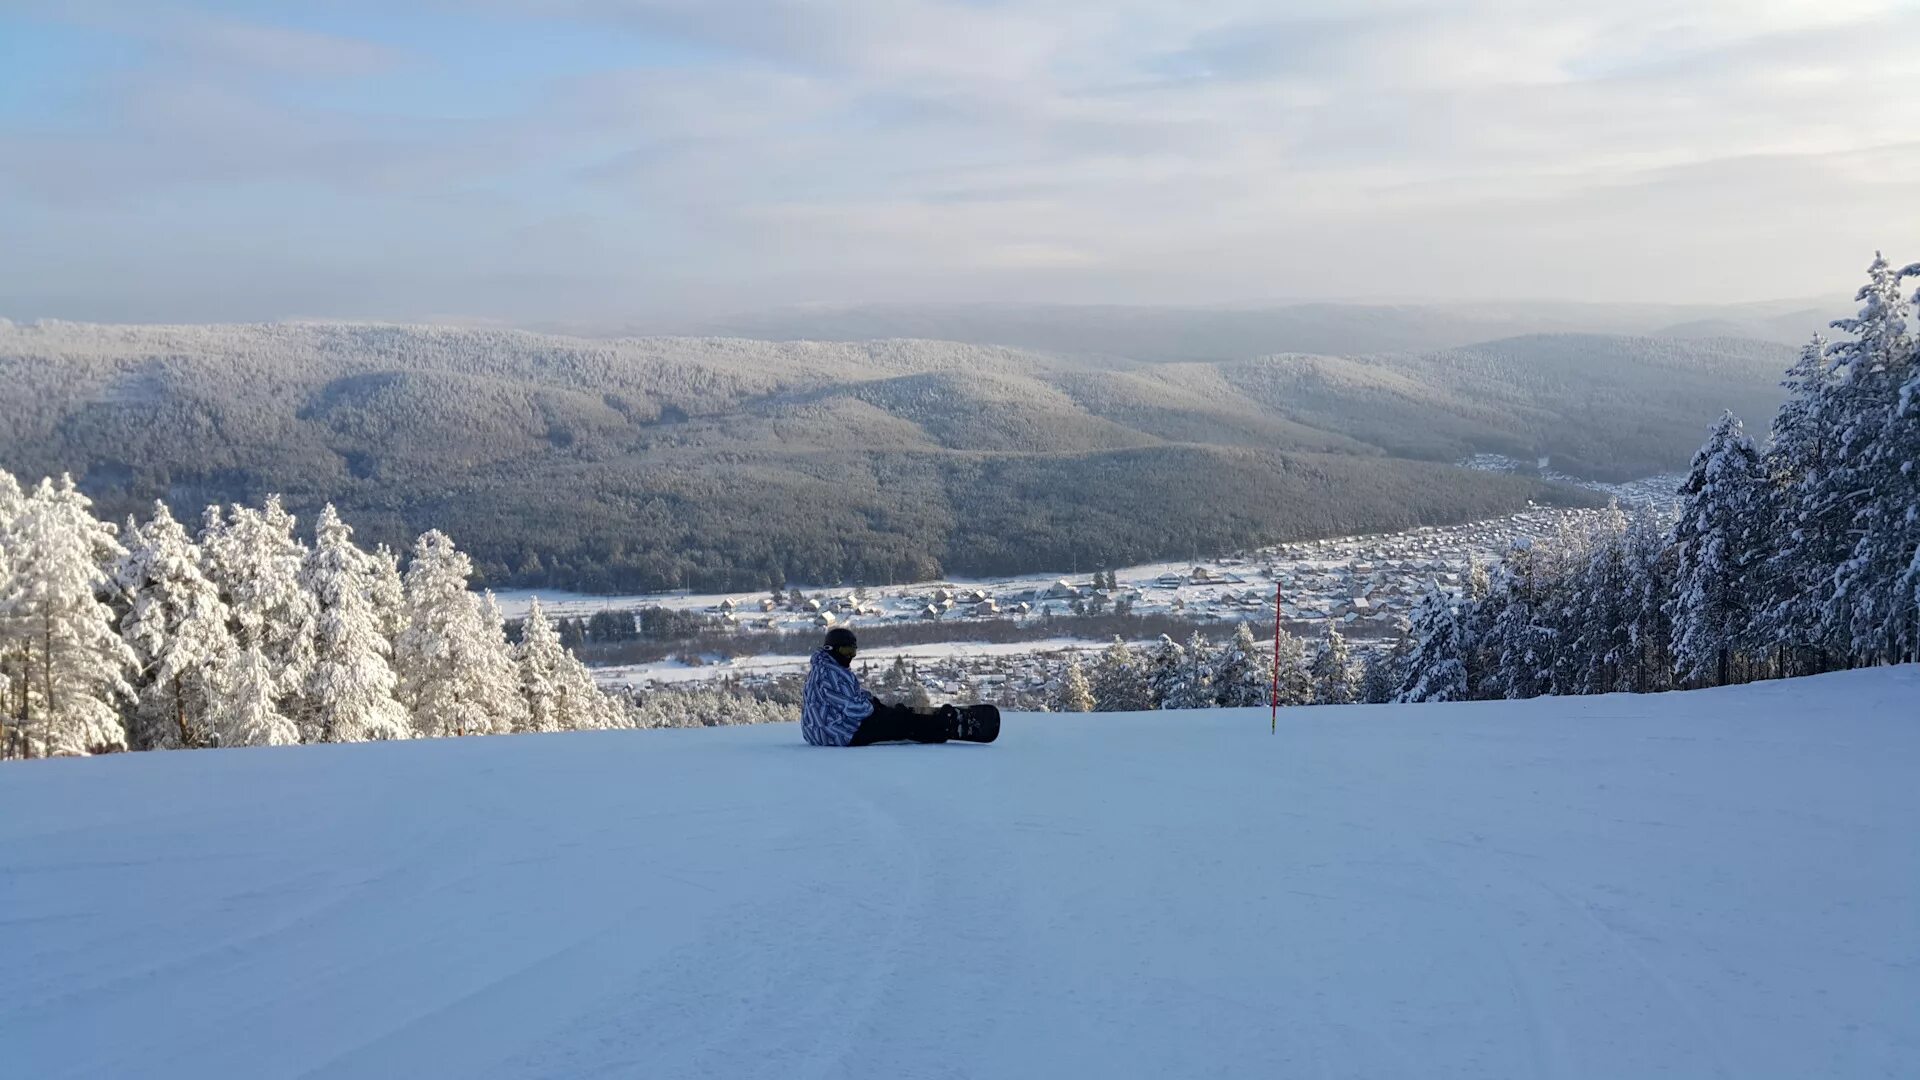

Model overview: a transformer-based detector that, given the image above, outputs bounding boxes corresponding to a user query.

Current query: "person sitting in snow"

[802,627,962,746]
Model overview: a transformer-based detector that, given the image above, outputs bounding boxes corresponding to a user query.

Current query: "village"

[495,472,1682,699]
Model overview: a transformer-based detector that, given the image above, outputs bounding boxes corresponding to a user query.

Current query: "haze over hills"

[678,299,1834,361]
[1,319,1795,593]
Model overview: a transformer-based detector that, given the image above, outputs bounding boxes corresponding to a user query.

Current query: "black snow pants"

[849,702,951,745]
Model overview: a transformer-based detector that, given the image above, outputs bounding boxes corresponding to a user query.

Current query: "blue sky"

[2,0,1915,325]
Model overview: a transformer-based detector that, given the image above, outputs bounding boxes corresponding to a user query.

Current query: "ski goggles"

[831,643,858,661]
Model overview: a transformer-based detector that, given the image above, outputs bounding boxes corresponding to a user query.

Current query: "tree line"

[1384,255,1920,703]
[1033,623,1374,714]
[0,477,635,758]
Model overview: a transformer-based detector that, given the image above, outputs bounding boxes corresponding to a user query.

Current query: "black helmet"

[824,626,858,666]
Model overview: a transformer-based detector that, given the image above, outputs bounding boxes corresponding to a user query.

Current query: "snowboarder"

[802,628,996,746]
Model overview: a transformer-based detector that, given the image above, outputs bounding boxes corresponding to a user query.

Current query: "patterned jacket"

[801,647,874,746]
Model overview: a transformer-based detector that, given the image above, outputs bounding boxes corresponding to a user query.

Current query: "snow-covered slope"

[5,668,1916,1079]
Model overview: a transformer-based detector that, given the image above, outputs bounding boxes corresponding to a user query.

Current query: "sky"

[1,0,1916,326]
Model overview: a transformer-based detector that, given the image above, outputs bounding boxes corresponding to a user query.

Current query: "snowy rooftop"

[6,665,1913,1078]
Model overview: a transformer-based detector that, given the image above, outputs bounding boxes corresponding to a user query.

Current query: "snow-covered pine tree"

[0,468,22,754]
[1562,507,1636,695]
[1155,630,1214,709]
[1395,585,1468,704]
[1143,634,1189,709]
[200,496,317,708]
[368,543,408,647]
[1826,257,1920,663]
[210,643,300,747]
[873,657,906,705]
[0,476,136,755]
[1536,517,1598,695]
[1481,539,1557,700]
[514,596,615,732]
[396,531,522,738]
[1273,624,1313,706]
[1209,622,1271,707]
[1457,557,1497,694]
[1052,654,1095,712]
[1622,509,1677,694]
[1309,626,1360,705]
[1089,637,1149,711]
[302,505,411,743]
[1465,557,1492,602]
[1759,337,1846,669]
[478,591,533,732]
[1895,293,1920,646]
[117,502,238,749]
[1360,633,1412,704]
[1667,412,1768,686]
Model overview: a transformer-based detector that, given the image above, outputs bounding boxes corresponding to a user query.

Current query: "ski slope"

[4,668,1916,1079]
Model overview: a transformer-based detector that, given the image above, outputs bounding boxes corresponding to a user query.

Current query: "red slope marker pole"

[1271,582,1282,734]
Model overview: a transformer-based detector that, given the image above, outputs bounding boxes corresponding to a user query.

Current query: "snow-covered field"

[5,667,1915,1079]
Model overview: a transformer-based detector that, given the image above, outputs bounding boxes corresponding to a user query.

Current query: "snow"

[5,667,1917,1079]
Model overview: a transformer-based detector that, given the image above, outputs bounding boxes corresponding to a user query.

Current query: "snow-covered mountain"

[4,666,1915,1078]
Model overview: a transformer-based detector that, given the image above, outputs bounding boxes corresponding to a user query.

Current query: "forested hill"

[0,321,1790,592]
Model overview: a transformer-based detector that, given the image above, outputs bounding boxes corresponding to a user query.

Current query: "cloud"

[169,16,405,77]
[3,0,1918,322]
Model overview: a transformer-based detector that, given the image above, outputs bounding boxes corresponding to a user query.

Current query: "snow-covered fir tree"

[1361,634,1411,704]
[1895,310,1920,645]
[200,497,316,707]
[1155,631,1213,709]
[302,505,411,743]
[1143,635,1189,709]
[1621,511,1678,693]
[1209,622,1271,708]
[396,532,525,738]
[1481,538,1556,700]
[117,502,238,749]
[1090,638,1149,711]
[1825,257,1920,663]
[1758,337,1845,666]
[1396,585,1468,703]
[0,476,136,756]
[1667,412,1768,685]
[1051,654,1095,712]
[1309,626,1360,705]
[1560,507,1636,695]
[1272,625,1313,706]
[1806,255,1918,663]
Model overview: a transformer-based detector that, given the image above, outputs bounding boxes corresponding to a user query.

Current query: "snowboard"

[950,703,1000,744]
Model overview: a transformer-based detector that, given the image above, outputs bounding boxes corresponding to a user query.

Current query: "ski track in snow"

[2,667,1917,1079]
